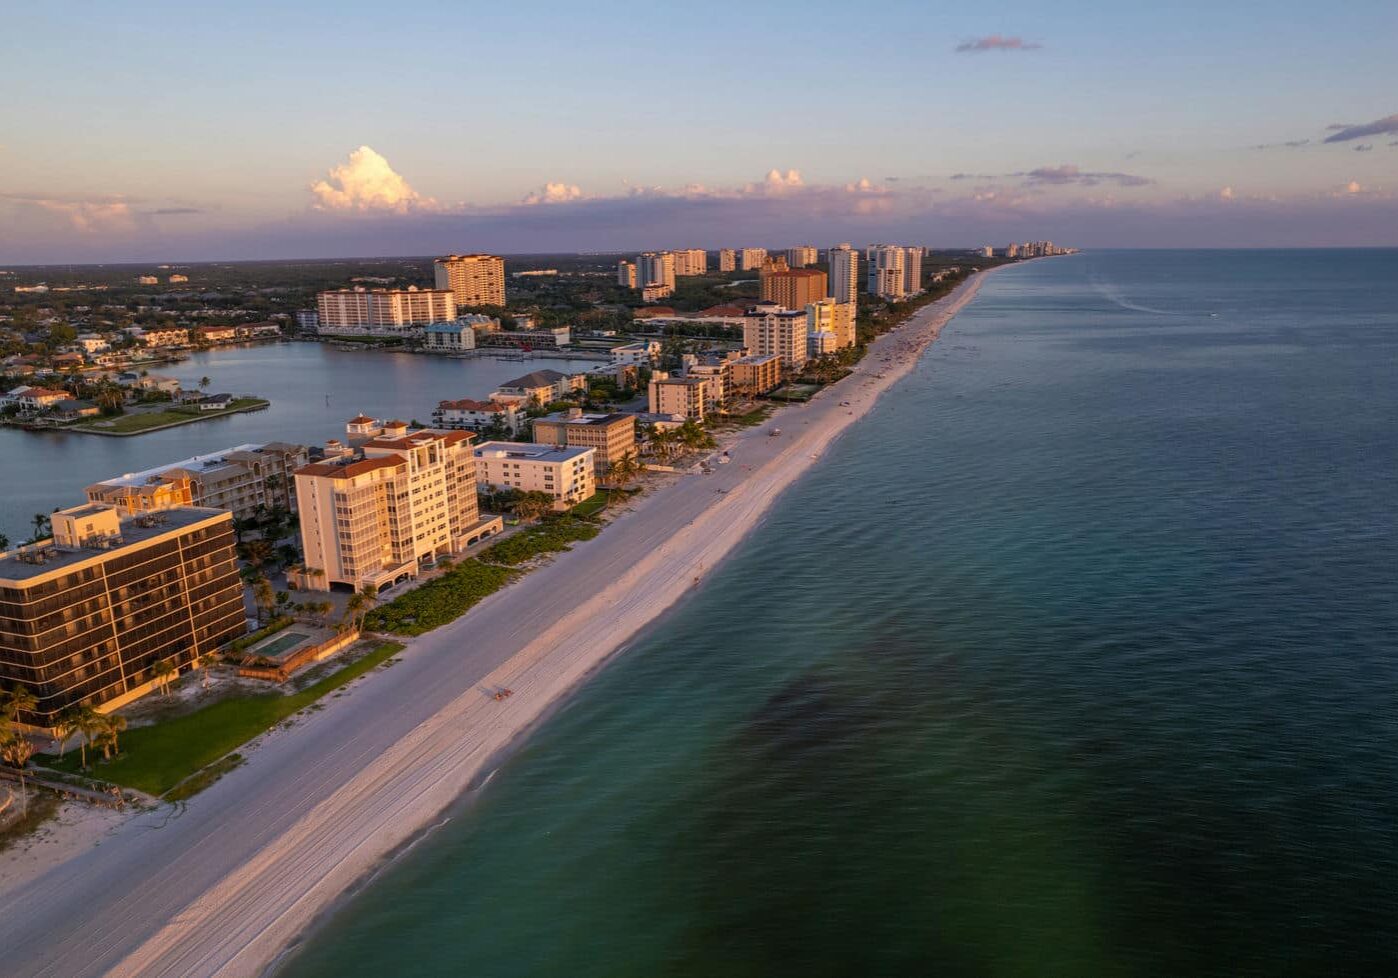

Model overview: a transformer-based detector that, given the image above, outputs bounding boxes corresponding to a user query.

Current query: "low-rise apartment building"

[473,442,596,510]
[492,368,588,406]
[476,326,571,350]
[422,321,477,352]
[531,409,636,476]
[295,429,499,592]
[610,340,660,365]
[0,505,245,730]
[729,353,783,396]
[86,443,308,521]
[433,398,525,435]
[648,371,708,421]
[134,327,189,348]
[684,355,734,415]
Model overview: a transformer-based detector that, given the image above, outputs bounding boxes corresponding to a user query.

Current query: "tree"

[342,584,376,632]
[73,706,104,769]
[29,512,51,544]
[513,490,555,523]
[1,684,37,725]
[0,532,8,552]
[52,707,80,759]
[199,375,211,390]
[607,451,643,490]
[97,714,127,761]
[154,656,179,697]
[239,538,274,572]
[196,651,220,690]
[251,575,277,624]
[0,731,35,816]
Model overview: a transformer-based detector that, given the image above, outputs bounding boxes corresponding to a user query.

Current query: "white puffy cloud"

[521,181,584,205]
[310,146,436,213]
[0,193,136,232]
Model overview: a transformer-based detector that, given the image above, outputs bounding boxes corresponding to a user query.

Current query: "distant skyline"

[2,0,1397,262]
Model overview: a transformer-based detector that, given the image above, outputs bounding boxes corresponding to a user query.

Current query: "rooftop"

[473,441,594,464]
[89,444,276,489]
[0,506,230,583]
[499,369,569,389]
[535,411,632,428]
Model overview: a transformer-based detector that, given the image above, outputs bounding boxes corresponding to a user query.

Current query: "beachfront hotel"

[531,409,637,476]
[294,428,501,592]
[433,253,506,307]
[473,442,596,510]
[729,353,783,396]
[316,286,456,331]
[648,371,709,421]
[743,302,809,370]
[85,443,308,521]
[806,297,857,350]
[0,505,245,730]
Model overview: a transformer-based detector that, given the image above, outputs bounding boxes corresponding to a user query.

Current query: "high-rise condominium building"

[617,260,637,288]
[828,244,859,304]
[743,301,809,370]
[317,287,456,330]
[86,443,308,522]
[433,254,506,307]
[0,505,244,730]
[294,428,496,592]
[647,372,709,421]
[902,246,923,295]
[739,248,769,271]
[786,246,818,268]
[637,251,677,299]
[761,268,828,311]
[866,245,908,300]
[718,248,737,272]
[672,249,708,276]
[806,298,857,350]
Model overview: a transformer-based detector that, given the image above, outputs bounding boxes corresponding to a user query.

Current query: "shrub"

[363,560,515,636]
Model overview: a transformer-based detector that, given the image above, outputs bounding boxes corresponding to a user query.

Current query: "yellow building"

[294,429,499,592]
[531,409,637,476]
[648,372,709,421]
[806,298,858,350]
[434,253,506,307]
[0,505,245,730]
[729,354,783,396]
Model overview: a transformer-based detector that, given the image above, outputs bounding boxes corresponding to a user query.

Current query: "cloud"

[0,192,137,232]
[1353,144,1373,152]
[1251,139,1311,150]
[955,35,1042,53]
[761,168,804,190]
[521,181,584,205]
[1023,164,1151,187]
[1323,114,1398,144]
[309,145,437,213]
[1218,186,1235,200]
[151,207,203,215]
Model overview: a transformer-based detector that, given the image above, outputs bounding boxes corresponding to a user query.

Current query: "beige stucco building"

[648,371,709,421]
[743,302,809,370]
[473,442,596,510]
[86,443,308,521]
[317,287,456,330]
[294,429,499,592]
[729,353,783,396]
[531,409,637,476]
[434,254,506,307]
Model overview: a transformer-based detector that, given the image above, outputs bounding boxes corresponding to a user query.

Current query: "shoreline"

[0,267,1000,978]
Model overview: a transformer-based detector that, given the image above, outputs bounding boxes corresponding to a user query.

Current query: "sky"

[1,0,1396,262]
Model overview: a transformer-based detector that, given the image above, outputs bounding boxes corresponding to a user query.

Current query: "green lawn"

[75,397,267,434]
[570,492,610,519]
[41,641,403,797]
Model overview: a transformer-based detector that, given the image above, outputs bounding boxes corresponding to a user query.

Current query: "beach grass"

[478,516,600,566]
[41,641,404,798]
[363,561,515,636]
[570,492,611,519]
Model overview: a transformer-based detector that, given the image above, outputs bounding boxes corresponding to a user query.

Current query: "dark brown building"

[0,504,245,730]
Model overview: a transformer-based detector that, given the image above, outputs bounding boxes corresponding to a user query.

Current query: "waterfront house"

[433,398,524,434]
[492,368,588,407]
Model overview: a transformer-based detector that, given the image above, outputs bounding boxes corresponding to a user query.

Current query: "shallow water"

[284,250,1398,978]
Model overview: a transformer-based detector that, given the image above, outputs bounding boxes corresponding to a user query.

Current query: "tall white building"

[828,244,858,304]
[865,245,908,300]
[672,249,708,276]
[433,254,506,307]
[617,260,637,287]
[786,246,818,268]
[902,246,923,295]
[316,287,456,330]
[743,301,808,370]
[637,252,677,299]
[739,248,768,271]
[718,248,737,272]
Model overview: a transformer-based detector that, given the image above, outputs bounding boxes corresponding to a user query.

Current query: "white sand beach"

[0,268,995,978]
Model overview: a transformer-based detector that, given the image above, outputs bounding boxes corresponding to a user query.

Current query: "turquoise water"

[284,251,1398,977]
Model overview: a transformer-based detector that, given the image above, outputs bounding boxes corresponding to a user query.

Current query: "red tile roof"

[296,456,403,479]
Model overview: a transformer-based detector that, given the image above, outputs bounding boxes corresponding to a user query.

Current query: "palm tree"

[154,656,179,697]
[0,732,35,816]
[251,575,277,624]
[196,651,220,689]
[514,490,554,524]
[239,538,274,571]
[29,512,51,543]
[0,533,9,552]
[199,375,211,390]
[97,714,127,761]
[1,684,37,725]
[607,451,643,491]
[73,706,104,769]
[52,707,80,759]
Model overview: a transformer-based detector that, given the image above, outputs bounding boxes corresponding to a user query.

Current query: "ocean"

[282,250,1398,978]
